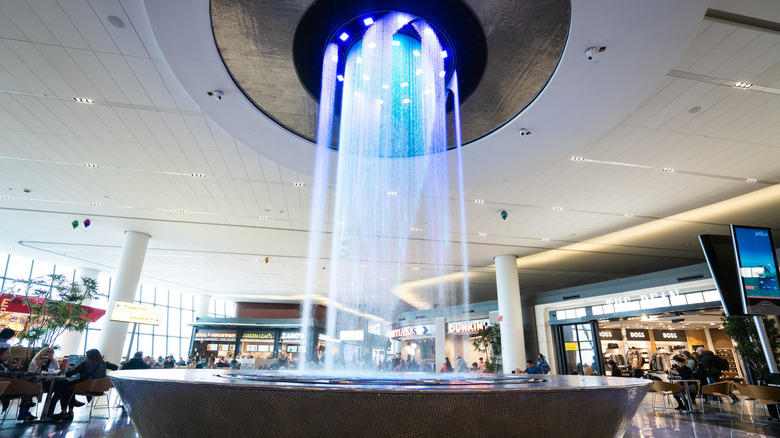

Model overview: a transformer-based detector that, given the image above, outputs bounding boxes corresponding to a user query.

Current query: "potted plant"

[722,314,780,384]
[6,274,98,367]
[472,324,501,373]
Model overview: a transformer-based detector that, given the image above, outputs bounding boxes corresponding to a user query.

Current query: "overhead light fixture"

[439,71,445,78]
[410,227,421,231]
[424,28,433,35]
[402,98,410,104]
[355,57,362,64]
[258,216,269,220]
[569,156,584,161]
[662,167,676,172]
[412,50,420,57]
[176,209,188,213]
[73,97,94,104]
[0,195,10,199]
[734,82,753,89]
[387,191,398,196]
[191,173,206,178]
[339,32,349,41]
[441,50,448,58]
[331,54,338,62]
[382,84,389,89]
[337,75,344,82]
[392,40,401,47]
[542,237,550,241]
[746,178,758,183]
[376,99,383,104]
[84,163,99,168]
[478,233,487,236]
[292,182,305,187]
[400,82,409,88]
[363,17,374,26]
[412,267,420,271]
[474,199,485,203]
[90,202,102,206]
[368,42,376,49]
[553,206,563,211]
[415,69,422,75]
[624,213,633,217]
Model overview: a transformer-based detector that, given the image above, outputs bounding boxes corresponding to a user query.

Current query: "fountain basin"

[110,370,650,437]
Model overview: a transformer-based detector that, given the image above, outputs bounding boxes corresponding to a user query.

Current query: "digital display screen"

[731,225,780,316]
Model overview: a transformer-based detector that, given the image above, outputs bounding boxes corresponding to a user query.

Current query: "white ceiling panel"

[58,0,119,54]
[96,52,152,106]
[87,0,148,58]
[0,0,58,44]
[28,0,90,49]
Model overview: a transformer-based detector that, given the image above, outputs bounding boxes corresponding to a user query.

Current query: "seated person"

[670,355,697,411]
[121,351,151,370]
[0,347,41,422]
[518,360,541,374]
[607,360,622,377]
[48,348,118,421]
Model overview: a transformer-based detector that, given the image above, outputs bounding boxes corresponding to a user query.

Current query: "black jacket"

[121,358,151,370]
[697,351,720,377]
[66,360,119,383]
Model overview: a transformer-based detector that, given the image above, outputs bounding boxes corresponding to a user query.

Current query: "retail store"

[540,279,741,380]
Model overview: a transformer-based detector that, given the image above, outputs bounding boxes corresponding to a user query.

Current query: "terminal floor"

[0,394,779,437]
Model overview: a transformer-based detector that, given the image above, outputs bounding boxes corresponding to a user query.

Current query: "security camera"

[519,128,531,136]
[207,90,223,100]
[585,47,598,60]
[500,210,508,220]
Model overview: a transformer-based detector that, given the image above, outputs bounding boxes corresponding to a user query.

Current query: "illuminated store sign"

[651,330,687,342]
[625,329,649,340]
[339,330,364,341]
[194,332,236,341]
[597,329,623,340]
[447,319,490,334]
[389,325,433,338]
[605,290,680,307]
[241,332,274,341]
[281,332,303,340]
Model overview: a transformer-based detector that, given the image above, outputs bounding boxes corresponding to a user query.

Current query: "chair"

[0,378,42,427]
[67,377,114,423]
[700,381,736,415]
[739,384,780,427]
[649,380,682,413]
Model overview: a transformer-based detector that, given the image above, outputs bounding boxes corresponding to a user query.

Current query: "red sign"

[0,294,106,322]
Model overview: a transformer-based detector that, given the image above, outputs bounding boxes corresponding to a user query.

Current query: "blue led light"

[339,32,349,41]
[363,17,374,26]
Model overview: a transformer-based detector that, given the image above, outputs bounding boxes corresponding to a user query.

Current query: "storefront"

[542,280,742,380]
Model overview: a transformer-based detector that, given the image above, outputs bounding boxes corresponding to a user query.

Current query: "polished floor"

[0,393,778,437]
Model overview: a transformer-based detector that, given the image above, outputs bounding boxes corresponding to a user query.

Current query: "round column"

[195,294,211,319]
[495,254,525,373]
[97,231,150,363]
[58,267,100,356]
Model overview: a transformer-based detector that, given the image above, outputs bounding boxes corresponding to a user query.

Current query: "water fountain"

[111,2,651,436]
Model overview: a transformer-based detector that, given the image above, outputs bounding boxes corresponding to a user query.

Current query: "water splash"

[303,12,467,372]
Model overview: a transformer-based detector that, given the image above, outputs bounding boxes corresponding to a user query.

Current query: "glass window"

[153,334,167,358]
[136,334,153,359]
[30,260,56,281]
[168,307,181,337]
[5,254,33,286]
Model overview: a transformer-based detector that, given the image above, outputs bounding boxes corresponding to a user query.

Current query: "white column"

[196,294,211,319]
[57,267,100,356]
[434,317,446,372]
[495,254,525,374]
[97,231,150,363]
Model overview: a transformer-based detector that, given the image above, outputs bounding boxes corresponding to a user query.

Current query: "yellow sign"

[565,342,578,351]
[110,301,161,326]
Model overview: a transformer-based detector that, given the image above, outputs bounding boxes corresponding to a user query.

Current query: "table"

[37,373,69,422]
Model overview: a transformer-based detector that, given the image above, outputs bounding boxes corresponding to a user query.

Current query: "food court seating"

[700,381,736,415]
[739,384,780,427]
[649,380,682,413]
[0,378,42,427]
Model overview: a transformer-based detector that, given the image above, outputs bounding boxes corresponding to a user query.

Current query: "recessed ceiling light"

[392,40,401,47]
[478,233,487,236]
[191,173,206,178]
[0,195,10,199]
[415,69,422,75]
[412,267,420,271]
[339,32,349,41]
[542,237,550,241]
[258,216,269,220]
[90,202,102,206]
[400,82,409,88]
[662,167,676,172]
[84,163,99,168]
[387,191,398,196]
[107,15,125,28]
[412,50,420,57]
[439,71,445,78]
[337,75,344,82]
[441,50,448,58]
[251,258,259,262]
[73,97,94,104]
[292,182,305,187]
[474,199,485,203]
[624,213,633,217]
[410,227,422,231]
[553,206,563,211]
[363,17,374,26]
[746,178,758,183]
[734,82,753,89]
[176,209,188,213]
[569,156,584,161]
[402,98,410,104]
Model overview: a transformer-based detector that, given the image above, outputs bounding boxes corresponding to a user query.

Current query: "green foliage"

[10,274,98,351]
[722,315,780,381]
[472,324,502,373]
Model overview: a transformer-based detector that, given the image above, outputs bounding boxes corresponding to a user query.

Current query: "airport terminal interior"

[2,0,780,436]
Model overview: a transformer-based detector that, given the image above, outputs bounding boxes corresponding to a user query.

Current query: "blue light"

[363,17,374,26]
[337,75,344,82]
[339,32,349,41]
[441,50,448,58]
